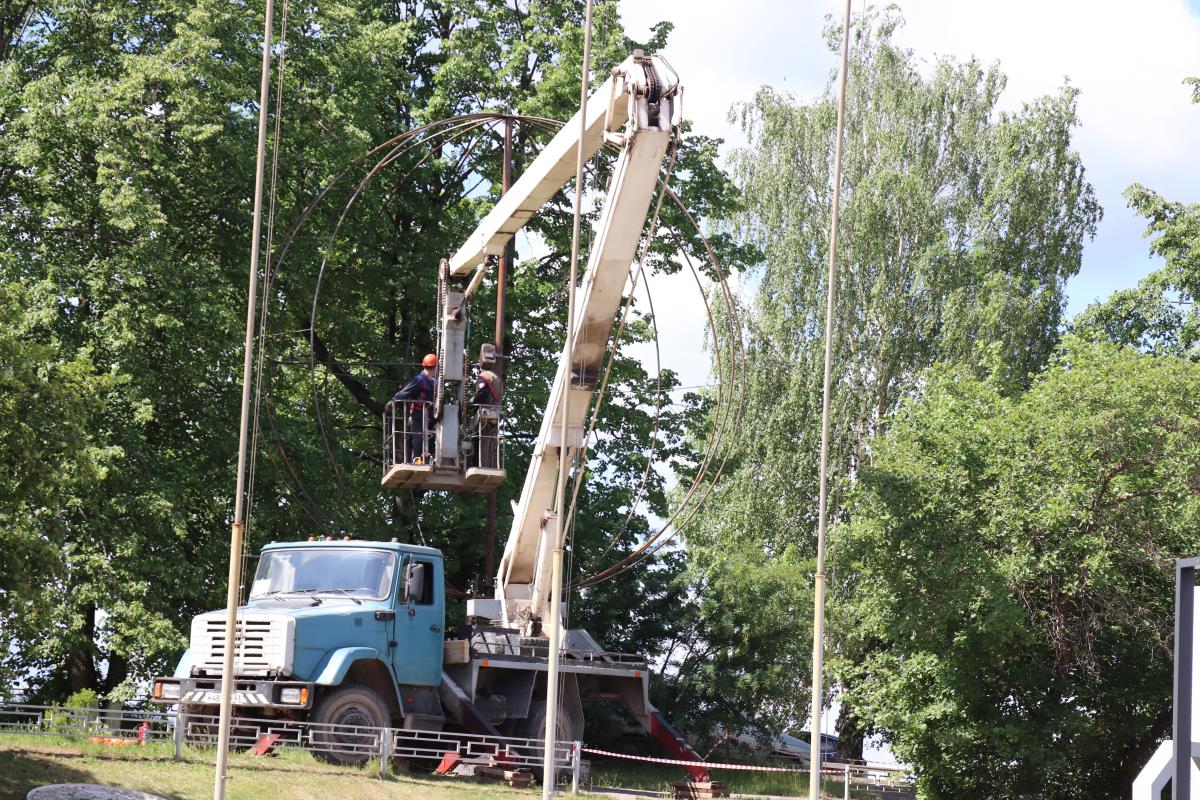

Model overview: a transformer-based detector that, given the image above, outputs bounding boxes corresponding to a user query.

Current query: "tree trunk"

[834,702,866,762]
[304,327,385,417]
[102,652,129,697]
[67,604,99,694]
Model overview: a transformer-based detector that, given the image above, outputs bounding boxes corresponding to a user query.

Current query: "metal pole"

[214,0,275,796]
[486,116,513,586]
[174,708,186,761]
[494,116,513,357]
[379,727,392,779]
[1174,560,1195,800]
[545,4,593,798]
[843,764,850,800]
[571,741,581,794]
[543,546,565,797]
[810,2,852,799]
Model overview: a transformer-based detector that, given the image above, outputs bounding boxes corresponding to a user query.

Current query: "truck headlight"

[155,681,181,700]
[280,687,308,705]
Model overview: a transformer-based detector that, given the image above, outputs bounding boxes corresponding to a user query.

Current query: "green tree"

[0,281,119,691]
[0,0,744,712]
[678,8,1100,746]
[1073,184,1200,357]
[833,337,1200,798]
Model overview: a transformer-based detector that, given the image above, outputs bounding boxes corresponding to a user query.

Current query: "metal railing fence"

[383,400,433,470]
[0,701,913,796]
[0,702,174,745]
[0,702,585,789]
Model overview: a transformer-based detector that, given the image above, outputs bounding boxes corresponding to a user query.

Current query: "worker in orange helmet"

[391,354,438,463]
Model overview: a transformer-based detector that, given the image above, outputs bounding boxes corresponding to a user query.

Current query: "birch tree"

[674,9,1100,747]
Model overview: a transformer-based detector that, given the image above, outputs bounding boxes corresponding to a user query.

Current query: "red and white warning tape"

[579,746,849,774]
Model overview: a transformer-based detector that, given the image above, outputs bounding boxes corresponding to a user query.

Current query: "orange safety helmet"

[422,353,438,368]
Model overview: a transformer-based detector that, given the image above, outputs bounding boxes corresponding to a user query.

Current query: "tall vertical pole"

[494,116,513,357]
[487,117,514,586]
[214,1,275,798]
[810,2,852,799]
[1174,560,1195,800]
[545,5,593,797]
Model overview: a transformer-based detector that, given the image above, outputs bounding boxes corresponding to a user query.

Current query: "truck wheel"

[310,684,392,765]
[518,699,578,782]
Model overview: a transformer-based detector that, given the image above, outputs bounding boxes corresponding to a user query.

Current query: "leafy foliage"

[833,337,1200,798]
[677,8,1099,744]
[1073,184,1200,357]
[0,0,743,712]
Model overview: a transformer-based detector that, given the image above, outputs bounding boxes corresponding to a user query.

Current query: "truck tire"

[518,699,579,782]
[310,683,391,765]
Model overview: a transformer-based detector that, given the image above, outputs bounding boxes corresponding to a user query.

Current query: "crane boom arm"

[457,52,679,636]
[448,78,626,277]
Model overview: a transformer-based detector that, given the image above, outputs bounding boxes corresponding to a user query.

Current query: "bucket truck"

[151,50,708,779]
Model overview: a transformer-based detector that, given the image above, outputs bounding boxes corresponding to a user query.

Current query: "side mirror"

[404,562,426,604]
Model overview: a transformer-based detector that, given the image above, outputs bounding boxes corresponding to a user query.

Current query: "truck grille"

[190,613,294,677]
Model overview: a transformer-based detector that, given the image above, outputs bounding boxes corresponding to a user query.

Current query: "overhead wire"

[574,196,746,588]
[261,391,333,533]
[259,114,560,533]
[242,0,291,600]
[565,138,680,578]
[583,229,746,582]
[629,232,746,561]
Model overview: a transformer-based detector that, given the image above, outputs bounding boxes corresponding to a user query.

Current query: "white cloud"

[891,0,1200,312]
[619,0,1200,327]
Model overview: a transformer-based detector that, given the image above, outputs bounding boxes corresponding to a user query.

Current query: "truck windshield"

[249,548,397,602]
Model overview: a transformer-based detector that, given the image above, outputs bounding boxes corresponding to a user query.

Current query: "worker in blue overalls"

[391,354,437,463]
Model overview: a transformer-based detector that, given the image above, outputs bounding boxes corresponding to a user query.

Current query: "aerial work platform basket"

[382,400,505,494]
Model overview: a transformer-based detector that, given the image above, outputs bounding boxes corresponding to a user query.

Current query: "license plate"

[184,689,268,706]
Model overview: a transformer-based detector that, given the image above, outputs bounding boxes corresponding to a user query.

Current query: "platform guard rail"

[467,402,504,471]
[383,399,433,469]
[383,401,505,474]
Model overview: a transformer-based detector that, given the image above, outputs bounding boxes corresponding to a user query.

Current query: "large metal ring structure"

[254,113,745,590]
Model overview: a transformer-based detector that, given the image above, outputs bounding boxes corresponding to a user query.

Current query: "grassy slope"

[585,757,880,798]
[0,740,538,800]
[0,738,863,799]
[589,758,813,795]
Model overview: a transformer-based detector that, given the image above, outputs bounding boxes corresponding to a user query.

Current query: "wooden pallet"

[475,765,534,788]
[672,779,728,799]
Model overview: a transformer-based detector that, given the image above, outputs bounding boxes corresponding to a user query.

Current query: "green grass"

[586,756,885,798]
[0,738,539,800]
[0,735,892,800]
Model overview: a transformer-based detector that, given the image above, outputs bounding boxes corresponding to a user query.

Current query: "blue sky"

[617,0,1200,387]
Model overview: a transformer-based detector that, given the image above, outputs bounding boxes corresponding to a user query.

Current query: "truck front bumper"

[151,676,314,710]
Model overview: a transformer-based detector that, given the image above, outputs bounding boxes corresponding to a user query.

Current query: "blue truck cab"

[152,539,448,736]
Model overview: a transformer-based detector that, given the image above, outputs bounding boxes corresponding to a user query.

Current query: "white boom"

[457,51,679,637]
